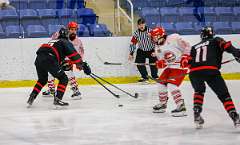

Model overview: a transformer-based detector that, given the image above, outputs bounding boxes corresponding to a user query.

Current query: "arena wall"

[0,35,240,81]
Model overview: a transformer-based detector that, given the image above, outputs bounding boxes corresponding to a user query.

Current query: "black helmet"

[58,27,69,39]
[200,26,214,40]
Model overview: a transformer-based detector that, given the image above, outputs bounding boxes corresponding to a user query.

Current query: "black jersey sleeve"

[215,37,240,59]
[61,39,83,65]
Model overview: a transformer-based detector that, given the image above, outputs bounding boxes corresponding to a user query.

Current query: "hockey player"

[27,28,91,108]
[149,27,190,117]
[42,21,84,99]
[186,26,240,128]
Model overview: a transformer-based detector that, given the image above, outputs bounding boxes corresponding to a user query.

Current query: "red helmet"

[150,27,166,38]
[150,27,167,45]
[67,21,78,29]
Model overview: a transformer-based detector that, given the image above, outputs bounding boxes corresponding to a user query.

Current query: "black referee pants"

[31,53,68,100]
[135,49,158,79]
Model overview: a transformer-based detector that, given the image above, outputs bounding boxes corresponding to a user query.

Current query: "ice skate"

[153,103,167,113]
[194,113,204,129]
[138,78,150,85]
[229,111,240,128]
[171,103,187,117]
[27,93,37,108]
[53,98,69,109]
[71,87,82,100]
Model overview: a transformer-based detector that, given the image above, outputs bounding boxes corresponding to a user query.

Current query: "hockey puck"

[118,104,123,107]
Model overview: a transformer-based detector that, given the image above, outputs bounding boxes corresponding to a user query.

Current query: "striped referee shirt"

[129,27,155,55]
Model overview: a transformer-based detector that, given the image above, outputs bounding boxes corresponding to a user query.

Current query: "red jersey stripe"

[67,52,79,58]
[190,66,218,72]
[41,44,60,63]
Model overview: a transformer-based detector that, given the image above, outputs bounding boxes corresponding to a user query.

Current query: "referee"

[128,18,158,83]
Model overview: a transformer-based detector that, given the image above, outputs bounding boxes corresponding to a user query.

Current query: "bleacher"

[0,0,112,38]
[123,0,240,35]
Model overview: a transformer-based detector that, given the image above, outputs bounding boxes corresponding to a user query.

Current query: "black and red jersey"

[36,38,82,65]
[190,37,240,72]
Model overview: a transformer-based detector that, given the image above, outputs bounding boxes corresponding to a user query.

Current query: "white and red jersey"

[51,32,84,59]
[155,33,191,68]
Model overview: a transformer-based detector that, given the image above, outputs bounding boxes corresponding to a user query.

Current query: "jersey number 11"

[196,46,207,63]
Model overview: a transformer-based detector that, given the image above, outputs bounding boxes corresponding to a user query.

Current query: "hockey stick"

[221,58,236,64]
[149,58,236,83]
[104,62,123,65]
[91,73,139,99]
[103,62,156,66]
[89,74,120,98]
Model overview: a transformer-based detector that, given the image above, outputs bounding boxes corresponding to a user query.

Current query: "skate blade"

[52,105,68,110]
[195,123,203,129]
[138,82,150,85]
[171,111,187,117]
[42,94,54,97]
[153,110,166,113]
[27,104,32,108]
[234,124,240,128]
[71,96,82,100]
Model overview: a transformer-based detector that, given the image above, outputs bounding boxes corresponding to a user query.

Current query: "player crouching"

[27,28,91,109]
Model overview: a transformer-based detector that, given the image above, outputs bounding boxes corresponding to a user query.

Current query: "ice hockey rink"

[0,81,240,145]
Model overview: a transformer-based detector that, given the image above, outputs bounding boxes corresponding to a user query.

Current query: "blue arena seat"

[37,9,58,28]
[0,9,19,27]
[175,22,195,35]
[213,22,232,34]
[76,8,97,25]
[88,24,111,37]
[9,0,28,9]
[5,25,24,38]
[167,0,185,7]
[78,24,90,36]
[0,24,5,38]
[204,7,217,22]
[215,7,234,22]
[57,9,76,25]
[193,22,212,33]
[231,22,240,34]
[160,7,179,22]
[178,7,198,22]
[145,16,161,28]
[29,0,47,9]
[233,7,240,21]
[19,9,40,29]
[48,24,64,36]
[140,7,159,17]
[223,0,239,7]
[147,0,167,7]
[26,25,48,38]
[67,0,86,9]
[159,22,176,34]
[48,0,66,9]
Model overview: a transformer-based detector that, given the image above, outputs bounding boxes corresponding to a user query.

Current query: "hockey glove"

[82,62,91,75]
[61,60,73,71]
[156,59,167,69]
[180,54,191,68]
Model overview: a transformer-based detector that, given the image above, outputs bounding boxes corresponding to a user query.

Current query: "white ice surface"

[0,81,240,145]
